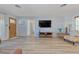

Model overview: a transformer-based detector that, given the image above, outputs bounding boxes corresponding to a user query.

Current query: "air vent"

[60,4,67,7]
[15,4,22,8]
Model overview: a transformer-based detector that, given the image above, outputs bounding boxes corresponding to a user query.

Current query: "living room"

[0,4,79,54]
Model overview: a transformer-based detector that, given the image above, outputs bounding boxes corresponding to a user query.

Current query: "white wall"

[16,16,27,36]
[27,19,30,36]
[0,14,10,40]
[34,16,66,37]
[3,15,9,40]
[15,15,77,37]
[0,13,78,40]
[0,15,5,40]
[16,16,36,37]
[52,17,65,37]
[53,17,65,33]
[64,13,79,36]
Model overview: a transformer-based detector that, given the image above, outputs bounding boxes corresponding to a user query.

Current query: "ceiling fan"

[15,4,22,8]
[60,4,68,7]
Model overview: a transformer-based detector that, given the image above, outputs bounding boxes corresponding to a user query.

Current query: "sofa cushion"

[64,35,79,42]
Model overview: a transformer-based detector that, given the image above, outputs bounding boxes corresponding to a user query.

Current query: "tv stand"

[39,32,52,38]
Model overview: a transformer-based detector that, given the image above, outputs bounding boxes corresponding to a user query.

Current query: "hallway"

[0,37,79,54]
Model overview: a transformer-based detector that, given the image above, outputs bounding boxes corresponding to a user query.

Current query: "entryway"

[27,19,35,37]
[30,20,35,37]
[9,17,16,38]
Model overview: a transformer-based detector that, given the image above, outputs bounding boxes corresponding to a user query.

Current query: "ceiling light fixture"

[60,4,67,7]
[15,4,22,8]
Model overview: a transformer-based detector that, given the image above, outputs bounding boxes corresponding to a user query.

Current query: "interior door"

[9,17,16,38]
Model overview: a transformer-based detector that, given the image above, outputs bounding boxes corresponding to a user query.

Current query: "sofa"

[64,35,79,45]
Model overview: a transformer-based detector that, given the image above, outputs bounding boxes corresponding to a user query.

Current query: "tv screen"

[39,20,51,27]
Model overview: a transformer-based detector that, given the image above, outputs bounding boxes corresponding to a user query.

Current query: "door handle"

[9,26,10,29]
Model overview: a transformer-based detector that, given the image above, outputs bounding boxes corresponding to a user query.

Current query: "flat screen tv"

[39,20,51,27]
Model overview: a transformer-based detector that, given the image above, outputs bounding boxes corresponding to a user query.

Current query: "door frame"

[9,17,16,38]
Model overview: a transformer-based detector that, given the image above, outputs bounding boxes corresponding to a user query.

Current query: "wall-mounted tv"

[39,20,51,27]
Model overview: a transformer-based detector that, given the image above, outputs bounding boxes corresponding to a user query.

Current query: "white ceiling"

[0,4,79,16]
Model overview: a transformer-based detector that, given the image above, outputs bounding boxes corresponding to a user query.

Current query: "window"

[75,16,79,31]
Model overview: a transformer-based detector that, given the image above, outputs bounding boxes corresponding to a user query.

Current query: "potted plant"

[58,28,62,33]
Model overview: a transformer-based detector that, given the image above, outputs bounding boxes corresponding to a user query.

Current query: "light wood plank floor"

[0,36,79,54]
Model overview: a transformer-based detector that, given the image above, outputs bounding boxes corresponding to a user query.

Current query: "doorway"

[30,20,35,37]
[9,17,16,38]
[27,19,35,37]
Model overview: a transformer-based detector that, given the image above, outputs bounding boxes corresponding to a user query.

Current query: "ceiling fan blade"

[60,4,67,7]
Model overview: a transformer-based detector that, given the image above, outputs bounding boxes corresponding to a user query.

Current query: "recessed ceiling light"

[15,4,22,8]
[60,4,67,7]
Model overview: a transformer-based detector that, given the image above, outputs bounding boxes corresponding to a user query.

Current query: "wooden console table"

[57,33,65,38]
[39,32,52,38]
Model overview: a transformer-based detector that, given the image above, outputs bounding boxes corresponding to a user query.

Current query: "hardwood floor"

[0,36,79,54]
